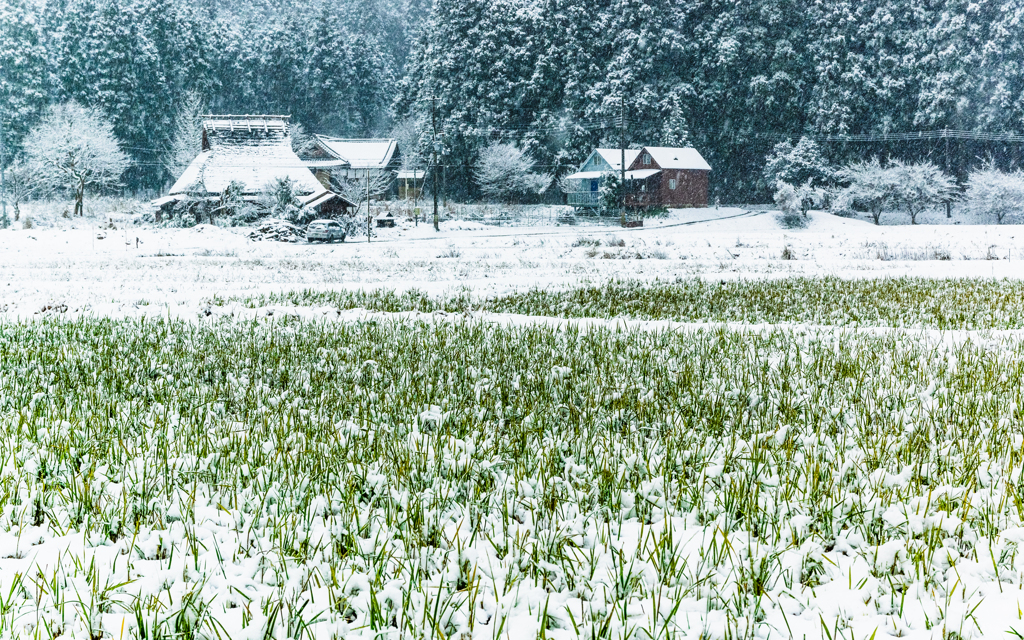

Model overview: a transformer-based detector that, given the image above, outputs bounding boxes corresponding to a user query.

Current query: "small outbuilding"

[397,169,426,200]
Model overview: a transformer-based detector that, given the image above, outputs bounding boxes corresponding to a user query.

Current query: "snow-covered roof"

[301,191,355,210]
[151,195,184,207]
[565,171,607,180]
[311,137,399,170]
[304,159,351,169]
[169,116,325,196]
[397,169,425,180]
[594,149,643,172]
[624,169,661,180]
[640,147,712,171]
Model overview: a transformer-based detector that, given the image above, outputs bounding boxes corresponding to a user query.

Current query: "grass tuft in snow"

[243,277,1024,330]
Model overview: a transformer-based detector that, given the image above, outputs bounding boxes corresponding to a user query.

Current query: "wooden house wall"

[624,170,708,208]
[659,170,708,207]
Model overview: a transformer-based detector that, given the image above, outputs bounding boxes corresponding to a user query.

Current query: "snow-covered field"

[4,204,1024,639]
[3,205,1024,319]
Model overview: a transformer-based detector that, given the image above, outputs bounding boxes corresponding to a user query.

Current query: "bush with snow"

[763,136,835,191]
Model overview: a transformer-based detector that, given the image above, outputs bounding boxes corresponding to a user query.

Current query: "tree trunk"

[13,201,19,222]
[75,182,85,217]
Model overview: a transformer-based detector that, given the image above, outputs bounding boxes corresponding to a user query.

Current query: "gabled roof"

[592,148,643,172]
[310,137,399,170]
[638,147,712,171]
[169,115,325,196]
[300,191,356,210]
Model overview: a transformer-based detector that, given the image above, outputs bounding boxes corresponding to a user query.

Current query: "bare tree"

[24,102,129,217]
[965,163,1024,224]
[5,159,46,221]
[889,160,957,224]
[474,142,550,203]
[833,158,900,225]
[165,91,205,182]
[337,169,394,206]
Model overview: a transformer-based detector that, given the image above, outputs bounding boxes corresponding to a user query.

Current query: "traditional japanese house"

[155,115,354,218]
[300,137,402,198]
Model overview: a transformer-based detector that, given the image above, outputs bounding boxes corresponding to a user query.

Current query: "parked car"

[305,219,346,243]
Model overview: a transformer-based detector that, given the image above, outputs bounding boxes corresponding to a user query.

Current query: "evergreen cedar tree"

[2,0,1023,201]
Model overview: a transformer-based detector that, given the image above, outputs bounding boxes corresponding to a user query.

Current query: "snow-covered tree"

[661,95,691,147]
[215,180,249,224]
[24,102,129,218]
[474,143,550,204]
[775,179,826,219]
[763,137,835,190]
[4,159,46,222]
[57,0,167,189]
[337,169,394,208]
[289,122,315,157]
[165,90,205,183]
[833,158,900,225]
[262,176,301,221]
[965,164,1024,225]
[0,0,49,153]
[599,172,623,215]
[889,160,956,225]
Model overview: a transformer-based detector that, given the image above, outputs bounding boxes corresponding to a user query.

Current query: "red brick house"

[624,146,711,208]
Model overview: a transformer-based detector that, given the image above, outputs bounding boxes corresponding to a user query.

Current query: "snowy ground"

[4,203,1024,319]
[5,202,1024,640]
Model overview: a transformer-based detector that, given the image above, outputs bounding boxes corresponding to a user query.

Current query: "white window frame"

[669,178,677,190]
[643,153,651,165]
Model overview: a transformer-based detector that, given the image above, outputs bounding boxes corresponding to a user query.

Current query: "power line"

[760,129,1024,143]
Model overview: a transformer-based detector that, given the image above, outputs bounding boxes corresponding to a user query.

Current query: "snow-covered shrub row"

[244,277,1024,330]
[0,317,1023,638]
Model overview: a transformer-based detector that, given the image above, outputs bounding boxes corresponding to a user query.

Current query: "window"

[591,179,599,192]
[643,153,651,165]
[669,178,677,190]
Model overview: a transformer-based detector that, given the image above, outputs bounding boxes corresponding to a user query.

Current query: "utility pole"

[944,129,952,218]
[620,95,626,227]
[0,119,7,226]
[431,96,439,232]
[366,167,371,242]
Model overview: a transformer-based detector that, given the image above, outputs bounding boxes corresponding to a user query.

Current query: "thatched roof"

[169,115,326,196]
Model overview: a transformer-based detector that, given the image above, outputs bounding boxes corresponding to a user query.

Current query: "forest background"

[2,0,1023,202]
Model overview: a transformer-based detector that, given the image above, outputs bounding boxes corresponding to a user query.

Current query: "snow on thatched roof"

[169,115,326,196]
[310,137,399,170]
